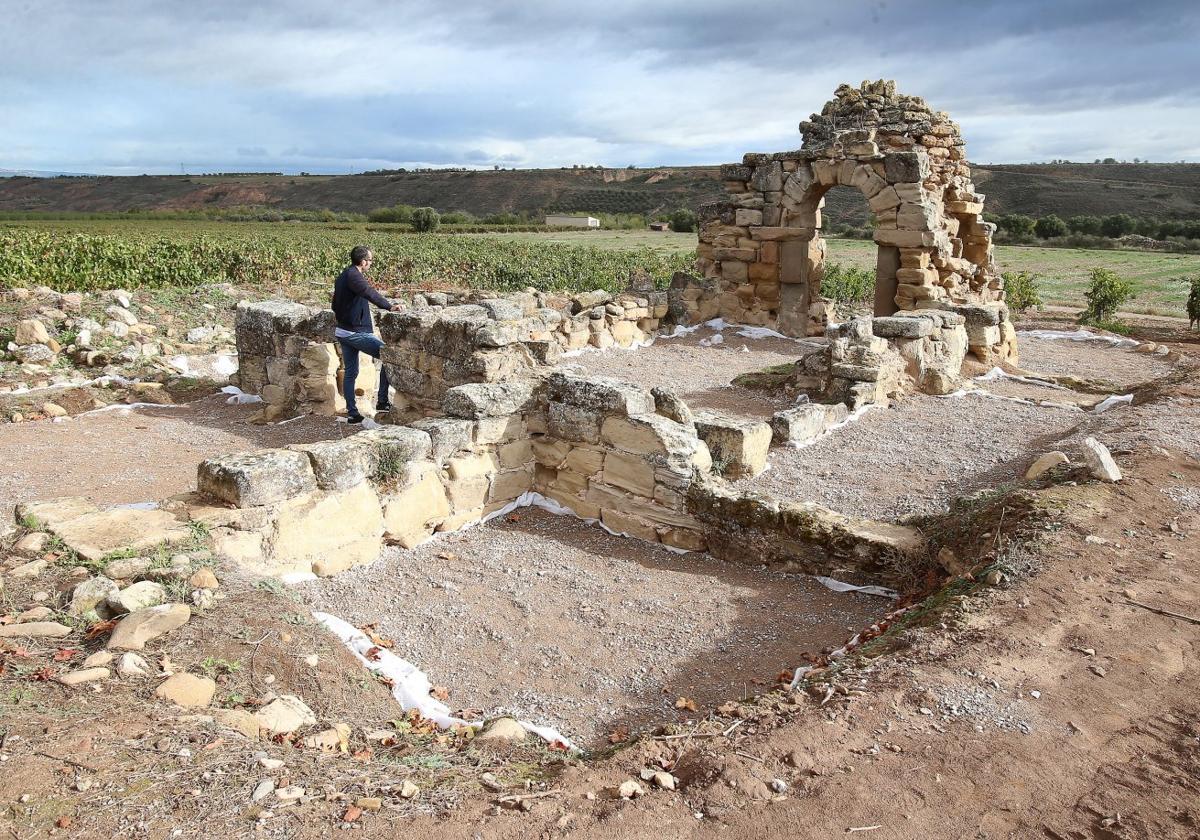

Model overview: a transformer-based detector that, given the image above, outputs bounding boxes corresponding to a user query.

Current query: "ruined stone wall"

[189,371,925,584]
[684,79,1018,366]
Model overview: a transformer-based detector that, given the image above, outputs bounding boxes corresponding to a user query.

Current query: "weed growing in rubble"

[199,657,242,678]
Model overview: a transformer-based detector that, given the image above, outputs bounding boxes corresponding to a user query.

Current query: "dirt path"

[0,392,344,515]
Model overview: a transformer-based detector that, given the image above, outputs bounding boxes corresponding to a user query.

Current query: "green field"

[2,220,1196,318]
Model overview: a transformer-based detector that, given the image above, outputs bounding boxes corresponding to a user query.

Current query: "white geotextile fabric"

[974,366,1070,391]
[221,385,262,404]
[1093,393,1134,414]
[78,401,188,416]
[788,403,882,451]
[1017,328,1138,348]
[942,386,1083,412]
[168,352,238,380]
[312,612,575,749]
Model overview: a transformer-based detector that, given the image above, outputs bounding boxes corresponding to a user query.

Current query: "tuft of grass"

[199,656,242,678]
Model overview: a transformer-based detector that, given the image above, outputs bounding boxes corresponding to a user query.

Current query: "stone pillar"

[874,246,900,316]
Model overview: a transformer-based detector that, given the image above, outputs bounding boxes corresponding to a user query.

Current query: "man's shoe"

[375,402,392,412]
[346,413,365,424]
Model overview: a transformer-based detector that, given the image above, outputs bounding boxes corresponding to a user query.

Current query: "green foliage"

[1033,215,1068,239]
[199,657,242,678]
[1081,267,1137,323]
[1066,215,1102,235]
[438,210,474,225]
[410,207,441,233]
[1100,213,1136,238]
[668,209,697,233]
[820,262,875,305]
[1001,271,1043,313]
[0,226,697,295]
[367,204,416,224]
[998,214,1036,238]
[1183,274,1200,326]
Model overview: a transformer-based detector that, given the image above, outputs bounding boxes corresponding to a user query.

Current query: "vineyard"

[0,223,697,295]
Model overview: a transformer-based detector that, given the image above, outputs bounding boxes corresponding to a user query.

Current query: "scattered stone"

[257,756,284,770]
[0,621,71,638]
[303,654,319,667]
[191,589,216,609]
[476,717,527,743]
[15,606,53,623]
[59,668,110,686]
[652,772,677,791]
[479,773,505,792]
[107,603,191,650]
[189,567,219,589]
[1025,451,1069,480]
[69,575,119,616]
[107,580,168,614]
[302,723,350,752]
[253,695,317,735]
[154,673,216,708]
[74,778,93,792]
[104,556,152,580]
[213,709,261,739]
[356,797,382,812]
[82,651,113,668]
[117,652,153,677]
[399,780,419,799]
[41,402,68,418]
[275,785,306,804]
[251,779,275,802]
[618,780,644,799]
[9,558,48,578]
[13,531,50,557]
[770,778,788,794]
[14,319,51,346]
[1080,437,1122,482]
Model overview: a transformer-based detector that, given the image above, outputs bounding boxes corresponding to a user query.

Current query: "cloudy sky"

[2,0,1197,174]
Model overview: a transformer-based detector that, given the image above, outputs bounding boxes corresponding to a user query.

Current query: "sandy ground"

[299,508,885,745]
[0,392,344,515]
[560,327,814,419]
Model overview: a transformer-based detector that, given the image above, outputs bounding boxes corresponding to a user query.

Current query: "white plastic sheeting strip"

[1017,328,1138,348]
[78,401,188,416]
[941,386,1083,412]
[814,576,898,599]
[312,611,575,749]
[221,385,262,405]
[6,372,135,396]
[1093,393,1134,414]
[974,366,1070,391]
[169,352,238,380]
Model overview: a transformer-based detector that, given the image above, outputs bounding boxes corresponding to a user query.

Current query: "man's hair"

[350,245,372,266]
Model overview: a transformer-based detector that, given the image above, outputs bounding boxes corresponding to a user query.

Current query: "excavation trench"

[296,505,887,746]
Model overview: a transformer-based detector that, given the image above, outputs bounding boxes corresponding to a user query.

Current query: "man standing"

[332,245,393,423]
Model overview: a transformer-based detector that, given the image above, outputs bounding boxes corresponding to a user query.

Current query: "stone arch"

[694,80,1016,364]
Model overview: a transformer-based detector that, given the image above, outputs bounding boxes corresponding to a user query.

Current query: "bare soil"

[0,392,344,516]
[298,508,885,746]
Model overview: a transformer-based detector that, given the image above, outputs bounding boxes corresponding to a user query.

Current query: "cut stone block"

[693,412,772,479]
[547,372,655,415]
[770,403,849,446]
[443,381,537,418]
[198,449,317,508]
[289,436,375,491]
[382,462,451,548]
[52,507,192,562]
[272,483,384,576]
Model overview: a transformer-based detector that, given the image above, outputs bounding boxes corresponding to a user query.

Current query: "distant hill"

[0,162,1197,224]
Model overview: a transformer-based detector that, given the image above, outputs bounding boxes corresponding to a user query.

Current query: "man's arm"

[348,269,393,310]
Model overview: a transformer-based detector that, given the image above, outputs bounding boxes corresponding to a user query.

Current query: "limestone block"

[548,372,654,415]
[447,451,499,481]
[601,452,657,497]
[497,438,533,469]
[489,467,533,503]
[543,488,601,520]
[360,426,434,476]
[300,342,339,374]
[734,208,763,226]
[15,496,98,530]
[1025,451,1069,480]
[660,528,707,552]
[749,161,783,192]
[721,261,749,284]
[651,387,693,426]
[600,414,712,474]
[586,482,700,530]
[475,414,525,445]
[443,381,537,419]
[445,474,490,511]
[692,412,772,479]
[867,186,901,213]
[548,402,602,444]
[382,463,451,547]
[966,324,1001,347]
[289,436,375,491]
[770,403,849,446]
[51,507,192,563]
[896,201,938,231]
[601,509,659,543]
[271,483,383,576]
[590,331,615,350]
[532,438,573,467]
[872,315,935,339]
[550,467,588,497]
[782,165,814,203]
[1080,438,1121,482]
[107,604,191,651]
[409,418,474,463]
[563,446,605,476]
[15,319,51,345]
[199,449,317,508]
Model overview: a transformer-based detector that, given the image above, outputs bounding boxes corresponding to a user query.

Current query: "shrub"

[1081,267,1137,323]
[439,210,474,225]
[998,214,1036,237]
[410,207,441,232]
[1001,271,1042,313]
[368,204,416,224]
[1034,215,1068,239]
[669,209,697,233]
[1183,274,1200,327]
[1099,213,1136,238]
[820,263,875,305]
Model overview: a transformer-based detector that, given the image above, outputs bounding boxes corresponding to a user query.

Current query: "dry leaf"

[365,646,382,662]
[84,619,118,640]
[52,648,78,662]
[674,696,697,712]
[352,748,374,762]
[607,726,629,744]
[202,738,225,751]
[56,817,73,829]
[437,551,457,561]
[430,685,450,701]
[342,806,362,823]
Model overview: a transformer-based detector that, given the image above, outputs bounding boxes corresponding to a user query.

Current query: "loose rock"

[154,673,217,708]
[107,603,191,650]
[253,695,317,735]
[59,668,110,686]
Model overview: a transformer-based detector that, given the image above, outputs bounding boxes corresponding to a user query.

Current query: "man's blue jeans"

[338,332,389,416]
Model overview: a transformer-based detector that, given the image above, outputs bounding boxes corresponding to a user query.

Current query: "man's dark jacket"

[332,265,391,333]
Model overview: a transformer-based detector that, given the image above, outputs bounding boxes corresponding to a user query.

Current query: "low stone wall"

[187,371,925,585]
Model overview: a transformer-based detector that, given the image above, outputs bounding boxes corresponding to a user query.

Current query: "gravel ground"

[560,328,816,419]
[0,392,343,514]
[735,393,1085,521]
[298,507,884,745]
[1017,335,1176,387]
